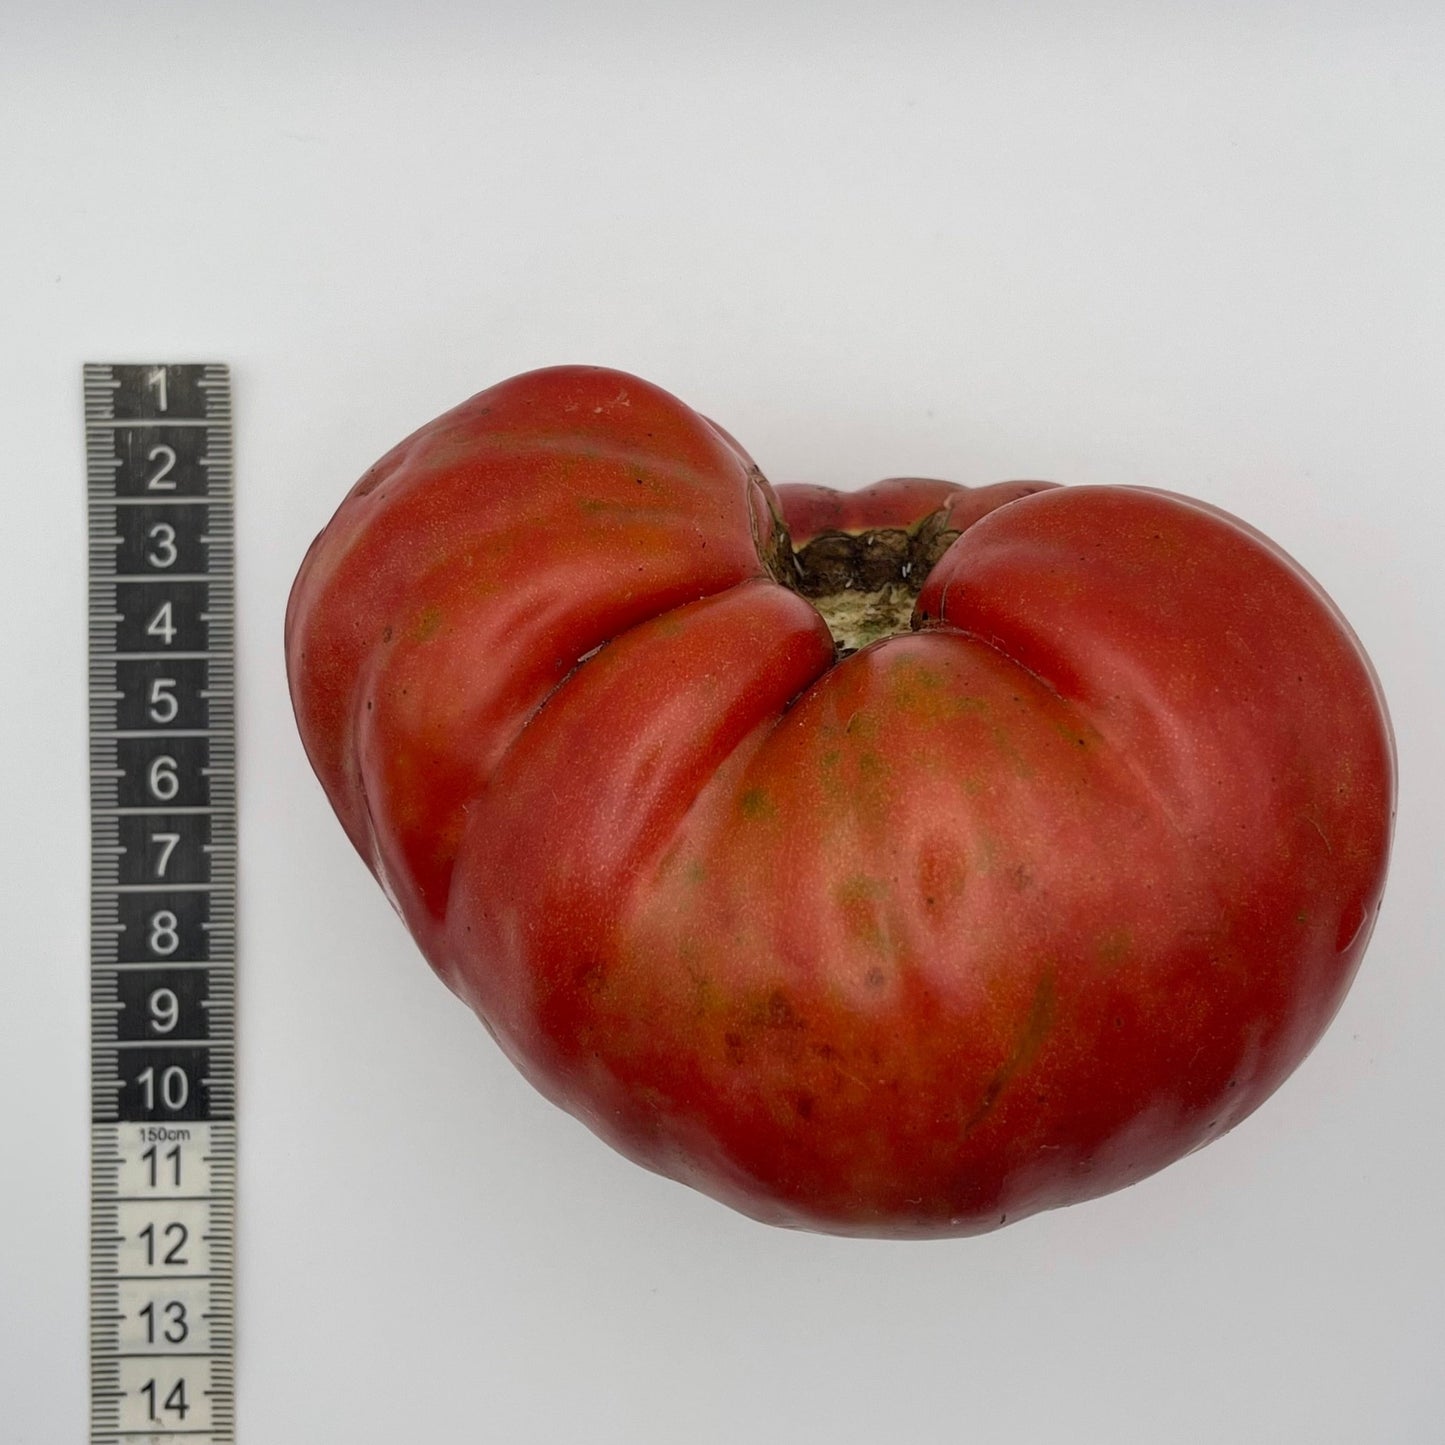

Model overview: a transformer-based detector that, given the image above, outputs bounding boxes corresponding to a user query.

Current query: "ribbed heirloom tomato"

[286,365,1394,1237]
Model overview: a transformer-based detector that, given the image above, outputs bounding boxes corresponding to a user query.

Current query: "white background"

[3,4,1443,1442]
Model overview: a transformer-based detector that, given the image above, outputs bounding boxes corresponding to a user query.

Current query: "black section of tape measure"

[87,363,235,1124]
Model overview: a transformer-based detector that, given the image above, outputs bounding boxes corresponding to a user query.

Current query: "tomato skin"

[287,365,1395,1237]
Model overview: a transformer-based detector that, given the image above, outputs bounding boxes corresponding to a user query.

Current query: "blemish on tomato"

[749,989,807,1033]
[961,969,1057,1136]
[1094,927,1133,968]
[412,605,443,642]
[916,838,967,913]
[688,968,718,1016]
[739,787,775,820]
[857,751,887,781]
[766,990,805,1029]
[834,875,889,950]
[843,710,879,741]
[573,960,606,994]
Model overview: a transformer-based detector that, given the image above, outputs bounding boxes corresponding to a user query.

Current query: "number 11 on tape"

[86,364,236,1444]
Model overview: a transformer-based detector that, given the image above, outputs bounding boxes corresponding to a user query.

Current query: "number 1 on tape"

[86,364,236,1444]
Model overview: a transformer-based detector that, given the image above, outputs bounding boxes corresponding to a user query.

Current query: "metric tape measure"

[86,364,236,1443]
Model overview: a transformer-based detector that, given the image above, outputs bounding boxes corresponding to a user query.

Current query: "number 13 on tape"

[86,364,236,1444]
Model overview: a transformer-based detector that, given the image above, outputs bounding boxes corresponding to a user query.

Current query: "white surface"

[3,4,1443,1442]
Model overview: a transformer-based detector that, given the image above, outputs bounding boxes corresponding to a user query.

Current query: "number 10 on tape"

[86,364,236,1443]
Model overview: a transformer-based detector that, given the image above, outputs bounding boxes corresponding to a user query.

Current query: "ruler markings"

[88,364,236,1445]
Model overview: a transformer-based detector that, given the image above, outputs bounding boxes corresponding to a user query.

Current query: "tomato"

[286,364,1394,1237]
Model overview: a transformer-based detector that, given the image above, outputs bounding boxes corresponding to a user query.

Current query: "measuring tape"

[86,364,236,1443]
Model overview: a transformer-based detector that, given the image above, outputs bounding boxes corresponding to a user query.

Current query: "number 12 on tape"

[86,364,236,1444]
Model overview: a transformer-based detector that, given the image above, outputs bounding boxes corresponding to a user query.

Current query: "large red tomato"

[286,365,1394,1237]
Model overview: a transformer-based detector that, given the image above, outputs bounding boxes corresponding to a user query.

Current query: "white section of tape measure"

[90,1122,237,1441]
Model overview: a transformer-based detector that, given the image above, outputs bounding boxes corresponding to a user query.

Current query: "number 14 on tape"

[86,363,236,1443]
